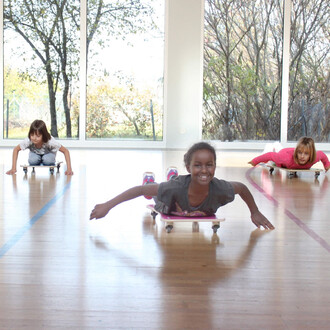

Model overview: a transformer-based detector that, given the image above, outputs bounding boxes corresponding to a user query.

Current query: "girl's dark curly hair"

[184,141,216,167]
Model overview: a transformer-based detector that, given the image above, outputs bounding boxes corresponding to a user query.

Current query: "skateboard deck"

[147,205,225,233]
[20,162,63,174]
[262,163,323,178]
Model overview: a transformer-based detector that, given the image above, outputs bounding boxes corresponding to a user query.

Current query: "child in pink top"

[249,137,330,171]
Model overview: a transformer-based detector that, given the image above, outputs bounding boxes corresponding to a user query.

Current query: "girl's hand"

[65,169,74,175]
[90,202,111,220]
[248,161,256,166]
[251,210,275,230]
[6,169,17,175]
[325,166,329,172]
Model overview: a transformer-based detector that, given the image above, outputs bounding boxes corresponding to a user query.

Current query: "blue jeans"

[29,152,56,166]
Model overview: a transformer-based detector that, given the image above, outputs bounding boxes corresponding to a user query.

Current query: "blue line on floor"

[0,181,71,258]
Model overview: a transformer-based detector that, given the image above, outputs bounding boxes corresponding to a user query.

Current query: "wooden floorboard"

[0,148,329,329]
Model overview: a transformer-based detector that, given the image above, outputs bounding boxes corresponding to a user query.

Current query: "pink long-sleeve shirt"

[251,148,330,170]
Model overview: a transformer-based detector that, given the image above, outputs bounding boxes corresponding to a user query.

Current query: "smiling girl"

[6,119,73,175]
[249,137,330,171]
[90,142,274,230]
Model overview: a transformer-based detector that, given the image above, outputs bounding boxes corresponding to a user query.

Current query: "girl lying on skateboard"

[90,142,274,230]
[248,136,330,171]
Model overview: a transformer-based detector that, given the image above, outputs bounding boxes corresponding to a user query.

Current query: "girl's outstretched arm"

[6,145,21,175]
[90,183,159,220]
[316,151,330,171]
[248,152,278,166]
[230,181,275,230]
[59,146,73,175]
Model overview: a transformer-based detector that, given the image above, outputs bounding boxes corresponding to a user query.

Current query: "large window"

[86,0,164,140]
[203,0,283,141]
[288,0,329,142]
[3,0,80,139]
[3,0,164,141]
[203,0,329,143]
[2,1,328,147]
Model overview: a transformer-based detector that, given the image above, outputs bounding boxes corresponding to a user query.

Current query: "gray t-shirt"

[20,136,61,155]
[155,175,235,216]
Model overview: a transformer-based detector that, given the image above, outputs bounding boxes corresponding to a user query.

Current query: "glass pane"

[288,0,329,142]
[3,0,80,139]
[86,0,164,140]
[203,0,283,141]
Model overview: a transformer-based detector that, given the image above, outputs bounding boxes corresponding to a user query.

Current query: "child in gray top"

[90,142,274,230]
[6,119,73,175]
[155,174,235,217]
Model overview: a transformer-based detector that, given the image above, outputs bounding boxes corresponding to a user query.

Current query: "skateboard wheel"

[212,224,220,233]
[269,167,274,174]
[151,211,158,220]
[23,167,27,174]
[50,168,54,174]
[166,225,173,233]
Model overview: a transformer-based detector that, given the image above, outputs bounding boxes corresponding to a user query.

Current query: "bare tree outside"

[288,0,329,142]
[203,0,329,142]
[3,0,163,140]
[4,0,81,138]
[86,0,164,140]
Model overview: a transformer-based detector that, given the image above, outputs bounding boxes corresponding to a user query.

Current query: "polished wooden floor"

[1,148,329,329]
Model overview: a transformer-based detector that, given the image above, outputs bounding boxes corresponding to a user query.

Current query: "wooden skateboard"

[262,163,323,178]
[147,205,225,233]
[20,162,63,174]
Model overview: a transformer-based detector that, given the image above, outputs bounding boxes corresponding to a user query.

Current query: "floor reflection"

[89,208,272,329]
[259,167,328,220]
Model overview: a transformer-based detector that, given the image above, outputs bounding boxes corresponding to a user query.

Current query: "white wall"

[164,0,203,149]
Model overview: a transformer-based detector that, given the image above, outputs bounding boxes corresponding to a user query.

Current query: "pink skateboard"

[147,205,225,233]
